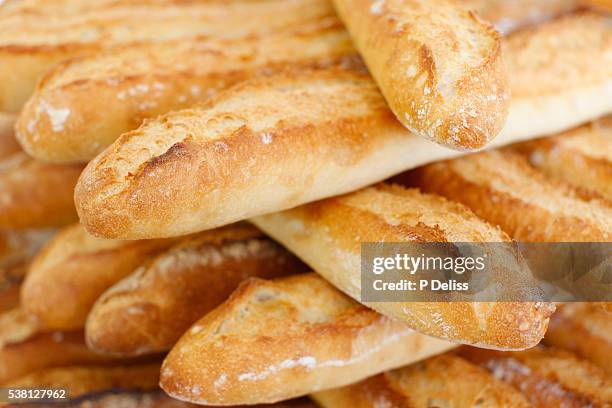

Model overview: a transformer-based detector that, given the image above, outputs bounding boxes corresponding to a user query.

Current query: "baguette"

[3,363,161,398]
[405,150,612,242]
[545,303,612,374]
[0,112,19,159]
[0,331,123,384]
[513,117,612,200]
[16,25,358,163]
[0,152,82,229]
[0,0,336,113]
[160,273,456,405]
[21,223,182,330]
[459,346,612,407]
[331,0,509,149]
[76,13,612,239]
[464,0,579,34]
[14,1,583,164]
[252,184,555,349]
[313,354,532,408]
[86,226,304,356]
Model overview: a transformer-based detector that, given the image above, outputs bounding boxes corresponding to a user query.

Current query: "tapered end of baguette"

[332,0,510,149]
[160,273,455,405]
[254,184,556,350]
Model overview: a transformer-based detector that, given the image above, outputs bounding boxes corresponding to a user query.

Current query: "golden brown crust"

[75,69,416,239]
[493,12,612,145]
[580,0,612,11]
[545,303,612,374]
[332,0,509,149]
[313,354,532,407]
[86,226,305,356]
[505,12,612,98]
[3,363,161,397]
[0,0,337,113]
[0,331,123,384]
[76,13,612,240]
[160,273,456,405]
[0,112,20,160]
[21,223,182,330]
[459,346,612,407]
[464,0,579,35]
[0,152,82,229]
[16,25,358,163]
[513,118,612,200]
[405,149,612,242]
[253,184,555,350]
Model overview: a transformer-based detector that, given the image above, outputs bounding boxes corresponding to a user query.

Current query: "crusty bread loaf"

[0,112,20,159]
[545,303,612,374]
[86,226,305,356]
[160,273,456,405]
[463,0,579,34]
[459,346,612,407]
[0,152,82,229]
[3,363,161,398]
[332,0,509,149]
[0,331,125,384]
[405,150,612,242]
[16,25,358,163]
[76,13,612,239]
[252,184,555,350]
[503,12,612,142]
[13,1,586,164]
[0,0,336,113]
[21,223,182,330]
[513,117,612,200]
[313,354,532,408]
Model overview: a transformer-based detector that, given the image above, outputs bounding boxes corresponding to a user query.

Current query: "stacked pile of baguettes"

[0,0,611,406]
